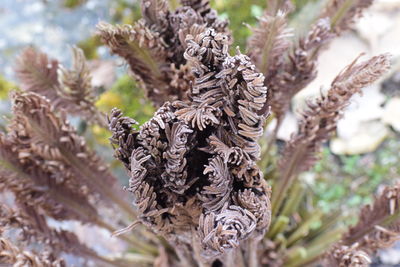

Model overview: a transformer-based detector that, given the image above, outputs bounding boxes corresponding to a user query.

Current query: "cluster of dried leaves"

[1,0,398,267]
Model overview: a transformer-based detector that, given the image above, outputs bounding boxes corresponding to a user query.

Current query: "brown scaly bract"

[109,28,271,259]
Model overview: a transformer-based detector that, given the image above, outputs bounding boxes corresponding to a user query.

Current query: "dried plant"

[320,0,374,34]
[15,47,106,126]
[109,28,271,262]
[1,0,399,267]
[272,54,391,217]
[325,182,400,266]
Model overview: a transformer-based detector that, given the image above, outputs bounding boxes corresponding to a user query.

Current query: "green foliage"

[312,136,400,213]
[212,0,266,49]
[63,0,86,9]
[77,36,101,60]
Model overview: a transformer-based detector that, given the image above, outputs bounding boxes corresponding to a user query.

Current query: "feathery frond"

[320,0,374,34]
[267,18,333,122]
[272,54,391,216]
[0,237,66,267]
[15,47,106,126]
[247,10,292,83]
[9,92,135,218]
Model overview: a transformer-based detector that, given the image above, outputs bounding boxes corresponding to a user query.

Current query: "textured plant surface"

[0,0,398,267]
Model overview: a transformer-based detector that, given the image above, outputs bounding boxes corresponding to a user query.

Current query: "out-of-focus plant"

[1,1,399,267]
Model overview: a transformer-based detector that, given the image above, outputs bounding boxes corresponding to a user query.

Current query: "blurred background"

[1,0,400,265]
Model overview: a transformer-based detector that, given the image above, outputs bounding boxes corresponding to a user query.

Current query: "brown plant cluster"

[109,27,271,258]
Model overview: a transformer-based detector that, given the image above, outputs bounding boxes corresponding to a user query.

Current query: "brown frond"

[108,108,140,169]
[343,182,400,251]
[325,244,371,267]
[0,134,98,222]
[141,0,170,33]
[235,188,271,233]
[161,122,194,193]
[97,21,171,106]
[247,10,292,82]
[15,47,59,99]
[267,18,333,121]
[57,47,106,126]
[273,54,391,216]
[15,47,105,126]
[99,2,230,106]
[320,0,374,34]
[324,182,400,266]
[0,201,118,266]
[110,28,271,258]
[8,92,135,218]
[200,156,233,212]
[198,205,257,257]
[0,238,66,267]
[180,0,210,15]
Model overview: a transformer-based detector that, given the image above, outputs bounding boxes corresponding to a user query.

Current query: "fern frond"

[15,47,106,126]
[272,54,391,216]
[247,10,292,83]
[97,21,171,106]
[320,0,374,34]
[9,92,133,218]
[268,18,333,122]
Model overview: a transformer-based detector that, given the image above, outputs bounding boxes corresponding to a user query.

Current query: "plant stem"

[267,215,289,239]
[285,227,344,267]
[330,0,354,29]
